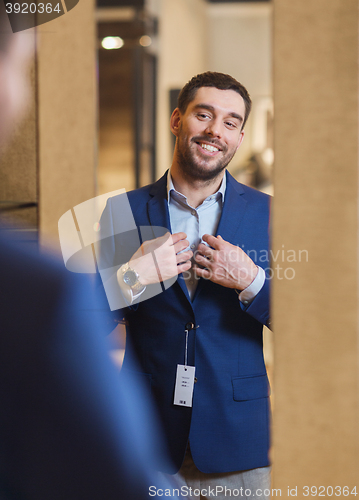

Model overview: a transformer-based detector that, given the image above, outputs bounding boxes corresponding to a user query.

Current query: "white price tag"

[173,364,196,407]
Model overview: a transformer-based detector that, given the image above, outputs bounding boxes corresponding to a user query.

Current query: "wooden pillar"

[38,0,97,246]
[272,0,359,495]
[0,1,97,250]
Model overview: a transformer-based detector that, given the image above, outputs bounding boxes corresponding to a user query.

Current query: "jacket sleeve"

[240,275,271,328]
[0,238,183,499]
[96,196,141,312]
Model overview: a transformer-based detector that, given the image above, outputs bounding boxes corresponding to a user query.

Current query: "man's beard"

[176,133,237,183]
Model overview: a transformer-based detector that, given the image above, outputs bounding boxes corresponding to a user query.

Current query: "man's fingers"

[202,233,222,249]
[196,243,213,259]
[176,250,193,264]
[195,254,210,267]
[194,266,210,279]
[170,232,188,245]
[173,239,190,255]
[177,260,192,275]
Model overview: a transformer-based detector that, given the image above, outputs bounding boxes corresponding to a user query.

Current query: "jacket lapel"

[193,172,248,303]
[147,172,192,303]
[147,172,171,232]
[215,171,248,243]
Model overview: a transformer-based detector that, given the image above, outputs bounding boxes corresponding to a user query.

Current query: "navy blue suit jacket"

[99,170,271,475]
[0,232,178,499]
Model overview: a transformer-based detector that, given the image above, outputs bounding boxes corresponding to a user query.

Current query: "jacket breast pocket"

[232,374,270,401]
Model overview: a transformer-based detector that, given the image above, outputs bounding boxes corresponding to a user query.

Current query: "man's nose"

[204,119,222,138]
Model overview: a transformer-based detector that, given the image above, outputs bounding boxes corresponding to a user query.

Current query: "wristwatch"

[120,263,145,294]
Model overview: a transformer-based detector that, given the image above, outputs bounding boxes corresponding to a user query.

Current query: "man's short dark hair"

[178,71,252,129]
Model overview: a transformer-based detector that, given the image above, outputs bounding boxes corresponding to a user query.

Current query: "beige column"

[272,0,359,495]
[0,42,37,229]
[0,2,96,249]
[38,0,97,247]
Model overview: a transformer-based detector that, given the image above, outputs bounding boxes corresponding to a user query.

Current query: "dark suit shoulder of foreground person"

[0,232,178,500]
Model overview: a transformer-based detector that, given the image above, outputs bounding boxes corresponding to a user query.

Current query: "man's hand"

[194,234,258,290]
[129,232,192,285]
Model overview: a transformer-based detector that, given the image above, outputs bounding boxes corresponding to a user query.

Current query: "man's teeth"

[200,143,219,153]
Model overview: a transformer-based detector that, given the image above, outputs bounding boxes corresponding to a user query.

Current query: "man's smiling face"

[171,86,246,182]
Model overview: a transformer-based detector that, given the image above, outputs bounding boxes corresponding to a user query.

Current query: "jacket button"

[185,322,195,330]
[194,377,198,383]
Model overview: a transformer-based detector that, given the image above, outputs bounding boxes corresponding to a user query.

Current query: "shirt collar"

[166,168,227,205]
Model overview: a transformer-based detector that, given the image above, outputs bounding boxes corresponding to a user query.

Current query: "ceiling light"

[101,36,124,50]
[139,35,152,47]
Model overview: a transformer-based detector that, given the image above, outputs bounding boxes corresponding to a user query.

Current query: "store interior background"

[96,0,274,378]
[97,0,273,198]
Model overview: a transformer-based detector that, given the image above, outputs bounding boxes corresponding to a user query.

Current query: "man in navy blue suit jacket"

[0,7,181,499]
[0,236,179,499]
[99,72,271,498]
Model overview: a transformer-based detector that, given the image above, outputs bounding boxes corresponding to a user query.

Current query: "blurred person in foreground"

[0,7,180,499]
[99,72,271,499]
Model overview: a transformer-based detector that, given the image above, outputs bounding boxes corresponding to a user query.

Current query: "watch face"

[123,270,138,287]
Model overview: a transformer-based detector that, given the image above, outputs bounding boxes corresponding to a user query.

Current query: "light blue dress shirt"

[117,171,265,305]
[167,170,265,303]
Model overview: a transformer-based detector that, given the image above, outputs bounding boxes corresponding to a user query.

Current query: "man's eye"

[197,113,209,119]
[225,122,236,128]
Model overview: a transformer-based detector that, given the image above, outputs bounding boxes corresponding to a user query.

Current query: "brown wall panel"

[272,0,359,493]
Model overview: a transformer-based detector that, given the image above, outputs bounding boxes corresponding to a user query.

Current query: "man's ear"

[236,130,245,151]
[170,108,181,137]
